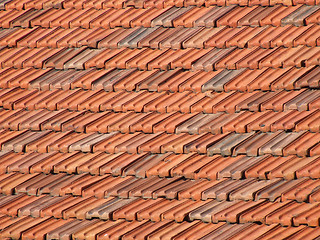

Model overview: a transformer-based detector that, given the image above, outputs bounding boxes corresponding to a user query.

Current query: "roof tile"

[1,1,320,238]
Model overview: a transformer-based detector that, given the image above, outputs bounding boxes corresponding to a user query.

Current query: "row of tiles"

[3,108,320,136]
[1,88,320,114]
[2,0,320,10]
[0,215,311,240]
[3,46,320,73]
[1,150,320,180]
[2,193,320,226]
[1,66,319,93]
[0,108,318,135]
[2,24,320,50]
[1,129,320,156]
[1,5,320,29]
[2,46,320,71]
[2,172,320,202]
[0,108,301,134]
[46,0,320,8]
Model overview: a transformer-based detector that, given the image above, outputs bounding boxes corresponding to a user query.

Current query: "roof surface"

[0,0,320,239]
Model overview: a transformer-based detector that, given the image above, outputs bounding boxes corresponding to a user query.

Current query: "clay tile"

[282,5,320,26]
[122,221,171,240]
[1,216,50,239]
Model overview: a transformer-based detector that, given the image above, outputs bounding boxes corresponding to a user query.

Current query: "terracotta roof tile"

[0,210,316,239]
[2,129,320,156]
[4,0,320,10]
[0,6,320,29]
[1,2,320,239]
[3,192,320,227]
[5,104,320,140]
[3,46,320,70]
[3,172,320,204]
[3,88,320,114]
[1,67,320,92]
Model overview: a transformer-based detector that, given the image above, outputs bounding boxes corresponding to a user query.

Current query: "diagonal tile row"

[0,127,319,156]
[61,0,320,8]
[1,25,320,50]
[2,66,319,93]
[1,129,320,156]
[2,150,320,180]
[3,172,320,202]
[0,109,318,135]
[0,194,239,223]
[172,110,320,134]
[0,0,64,10]
[2,0,320,10]
[2,46,320,71]
[1,88,320,114]
[1,5,320,29]
[3,193,320,227]
[1,2,320,240]
[1,214,310,240]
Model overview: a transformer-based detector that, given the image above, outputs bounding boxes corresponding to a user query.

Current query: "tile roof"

[0,0,320,239]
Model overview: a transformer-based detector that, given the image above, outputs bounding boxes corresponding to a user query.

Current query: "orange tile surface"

[0,0,320,239]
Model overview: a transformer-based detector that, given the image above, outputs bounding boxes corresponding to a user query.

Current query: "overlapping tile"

[2,172,320,203]
[1,46,320,70]
[1,5,320,29]
[1,25,319,49]
[1,66,319,92]
[2,0,320,11]
[1,192,320,227]
[2,150,320,180]
[0,109,318,134]
[0,88,320,114]
[1,212,311,240]
[0,0,320,238]
[0,128,320,156]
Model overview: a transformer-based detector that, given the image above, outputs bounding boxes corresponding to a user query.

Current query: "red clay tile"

[0,3,320,240]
